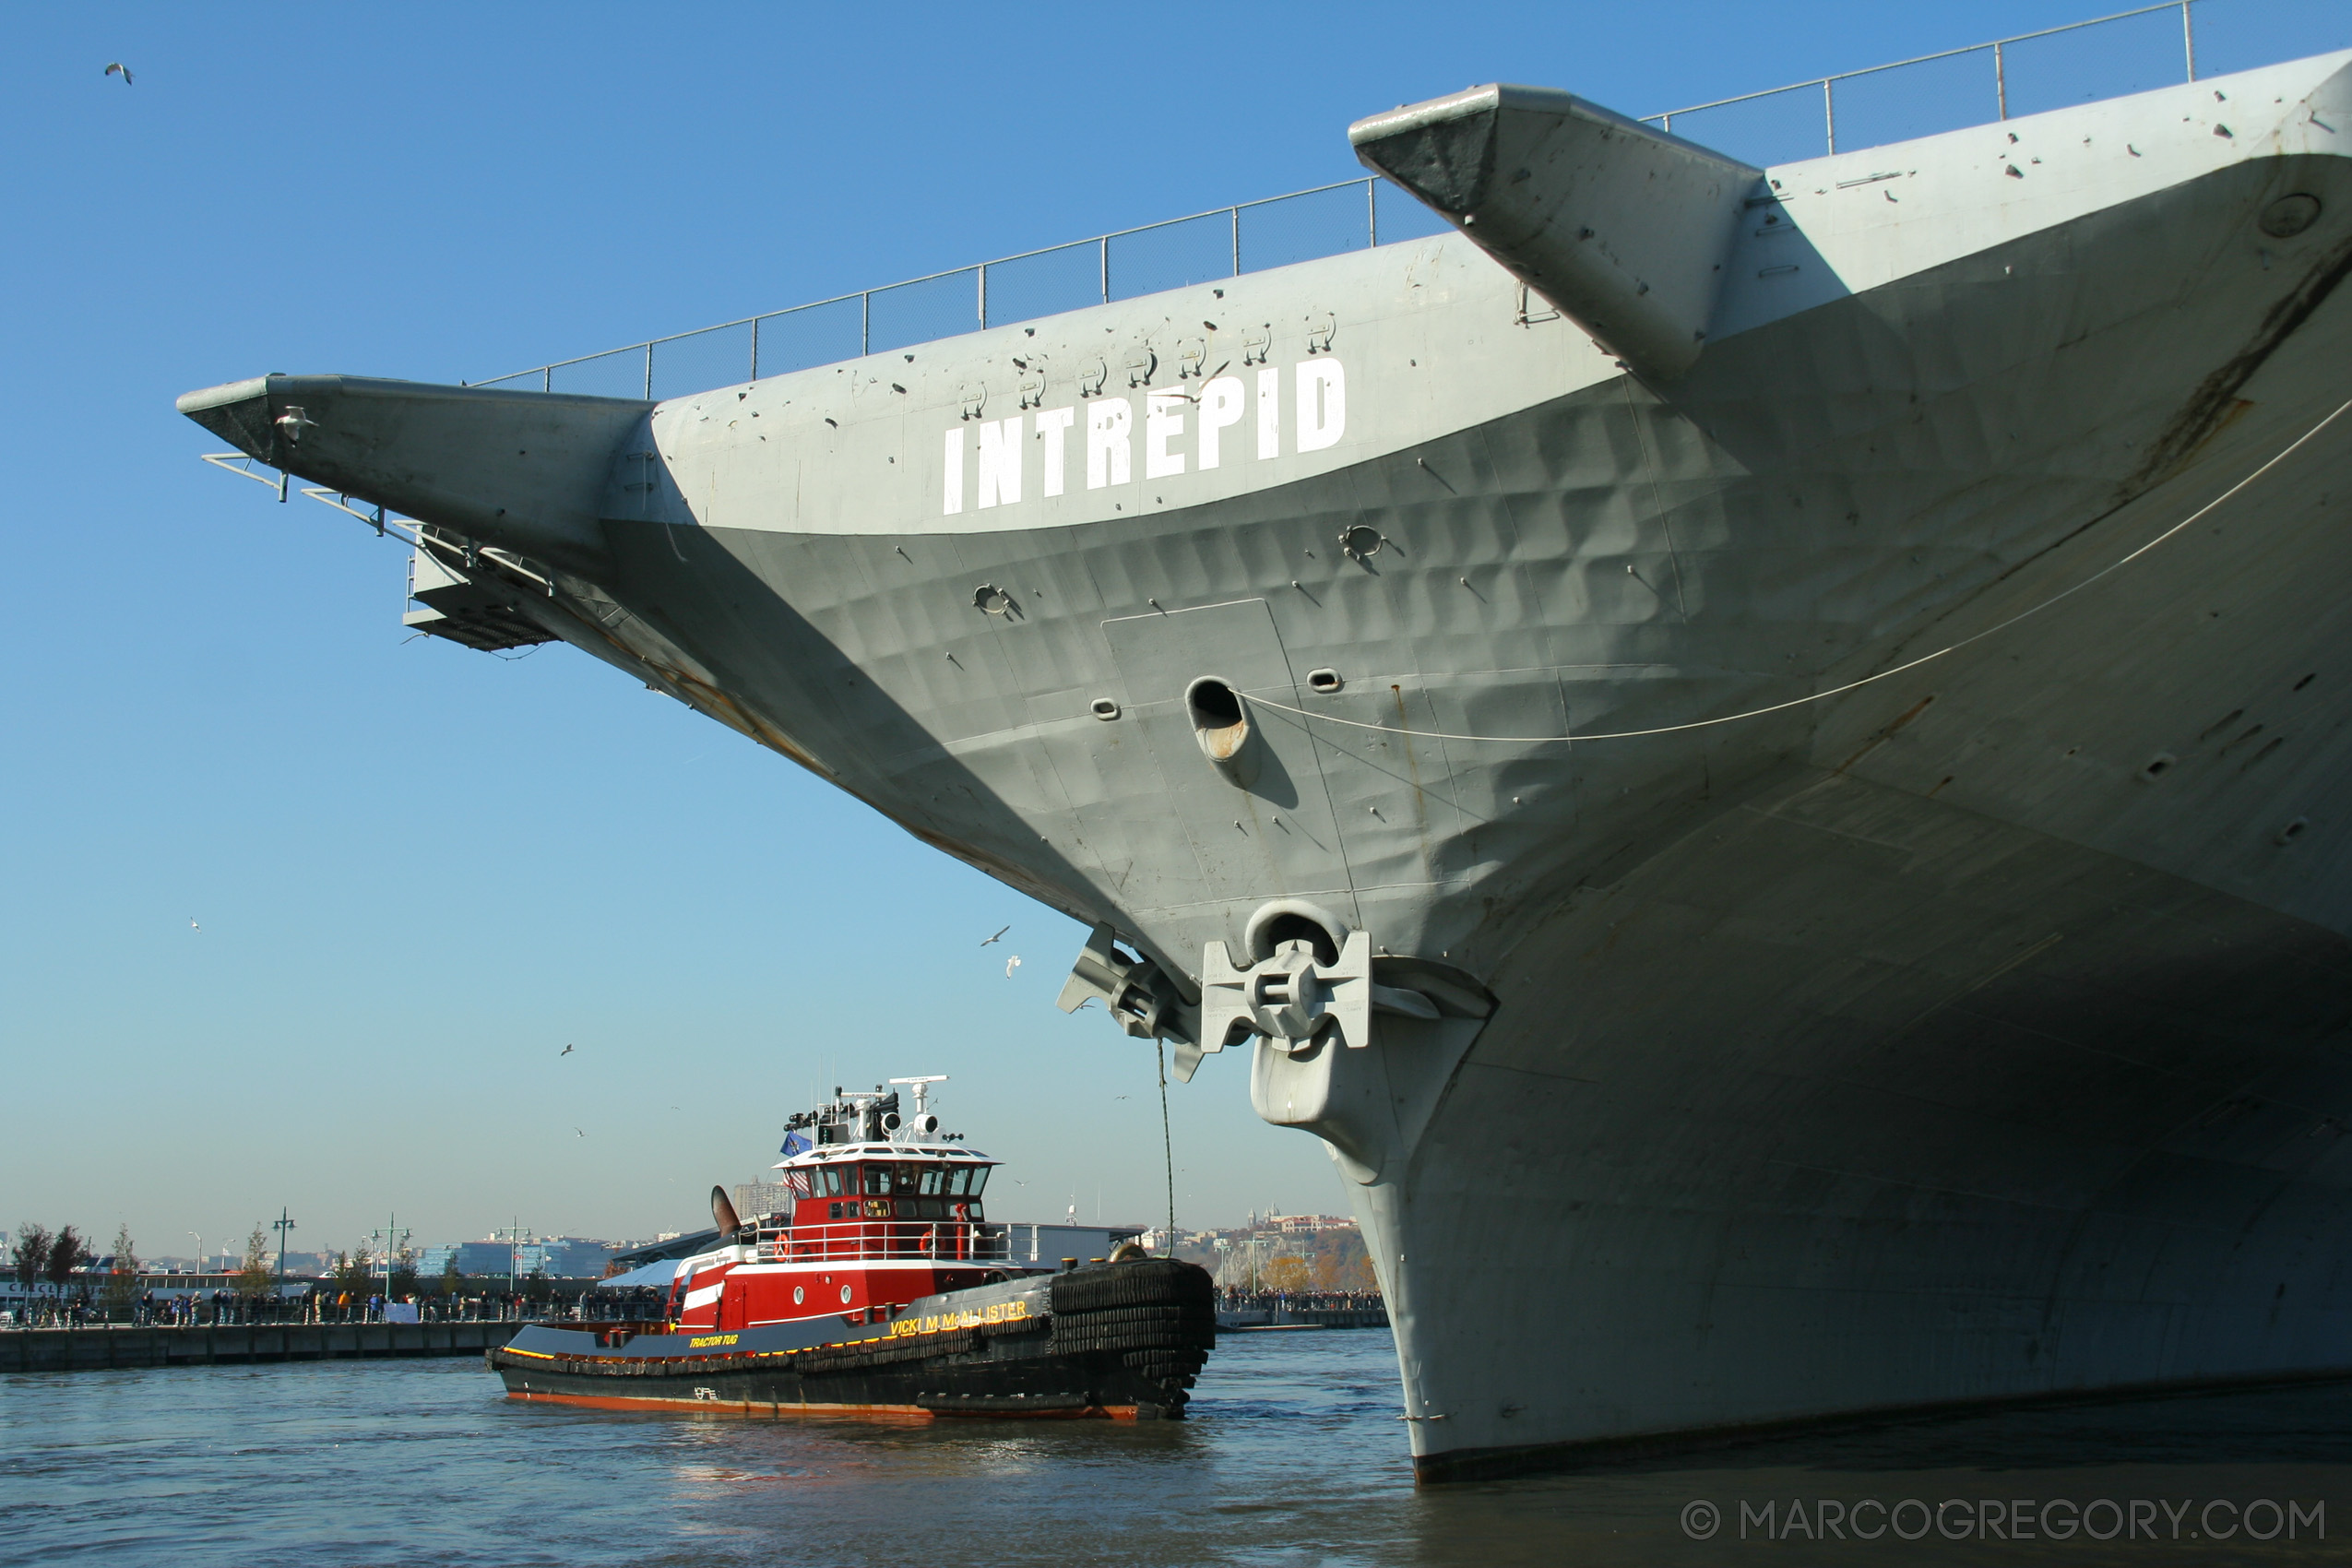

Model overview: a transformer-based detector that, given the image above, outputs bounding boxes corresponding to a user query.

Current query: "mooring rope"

[1156,1040,1176,1246]
[1248,393,2352,745]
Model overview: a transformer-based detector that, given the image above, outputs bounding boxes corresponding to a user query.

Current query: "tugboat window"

[920,1167,945,1195]
[864,1166,893,1196]
[967,1167,991,1195]
[817,1168,844,1197]
[894,1164,921,1194]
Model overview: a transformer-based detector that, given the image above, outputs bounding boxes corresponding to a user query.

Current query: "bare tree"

[332,1245,374,1296]
[1264,1254,1312,1293]
[103,1224,141,1312]
[11,1224,50,1289]
[235,1226,271,1301]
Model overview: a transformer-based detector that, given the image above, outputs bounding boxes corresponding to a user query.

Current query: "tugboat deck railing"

[754,1220,1011,1265]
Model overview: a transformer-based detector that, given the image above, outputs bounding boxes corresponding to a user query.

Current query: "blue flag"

[780,1130,812,1158]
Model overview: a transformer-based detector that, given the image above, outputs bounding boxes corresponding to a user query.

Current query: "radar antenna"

[888,1075,949,1121]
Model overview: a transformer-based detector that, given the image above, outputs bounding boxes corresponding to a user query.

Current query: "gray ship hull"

[182,53,2352,1475]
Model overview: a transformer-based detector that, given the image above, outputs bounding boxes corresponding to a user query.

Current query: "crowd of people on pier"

[11,1279,1386,1328]
[1215,1287,1386,1313]
[3,1289,583,1328]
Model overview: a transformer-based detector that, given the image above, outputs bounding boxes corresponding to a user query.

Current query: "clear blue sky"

[5,1,2345,1267]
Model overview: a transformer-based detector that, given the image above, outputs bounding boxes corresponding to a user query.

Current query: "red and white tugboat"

[489,1077,1216,1419]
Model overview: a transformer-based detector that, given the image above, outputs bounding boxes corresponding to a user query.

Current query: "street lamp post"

[368,1215,411,1320]
[493,1220,529,1320]
[269,1209,295,1324]
[186,1232,205,1324]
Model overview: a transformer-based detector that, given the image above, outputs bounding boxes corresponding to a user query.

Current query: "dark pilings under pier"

[0,1322,518,1373]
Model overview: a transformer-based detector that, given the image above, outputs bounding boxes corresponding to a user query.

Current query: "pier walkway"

[0,1321,516,1373]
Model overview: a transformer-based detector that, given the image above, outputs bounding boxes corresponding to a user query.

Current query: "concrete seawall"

[1218,1306,1389,1330]
[0,1322,518,1373]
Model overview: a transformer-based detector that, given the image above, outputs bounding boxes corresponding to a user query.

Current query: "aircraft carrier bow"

[183,46,2352,1479]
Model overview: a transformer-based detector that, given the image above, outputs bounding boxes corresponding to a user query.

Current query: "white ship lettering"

[942,357,1344,515]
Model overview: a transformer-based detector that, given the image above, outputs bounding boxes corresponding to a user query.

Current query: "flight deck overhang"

[176,372,647,577]
[1350,84,1761,380]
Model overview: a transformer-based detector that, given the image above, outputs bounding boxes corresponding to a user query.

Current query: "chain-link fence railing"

[473,176,1451,398]
[478,0,2328,400]
[1649,2,2203,169]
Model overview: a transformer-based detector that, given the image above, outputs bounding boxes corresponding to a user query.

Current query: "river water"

[3,1329,2348,1565]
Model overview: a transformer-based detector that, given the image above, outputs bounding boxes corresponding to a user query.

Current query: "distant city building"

[421,1237,615,1278]
[733,1182,794,1221]
[1273,1214,1355,1234]
[539,1239,616,1277]
[452,1241,521,1277]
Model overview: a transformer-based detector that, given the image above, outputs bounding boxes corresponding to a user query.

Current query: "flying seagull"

[980,925,1009,946]
[103,63,133,85]
[574,1127,585,1137]
[1004,955,1021,978]
[188,918,200,932]
[559,1043,574,1057]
